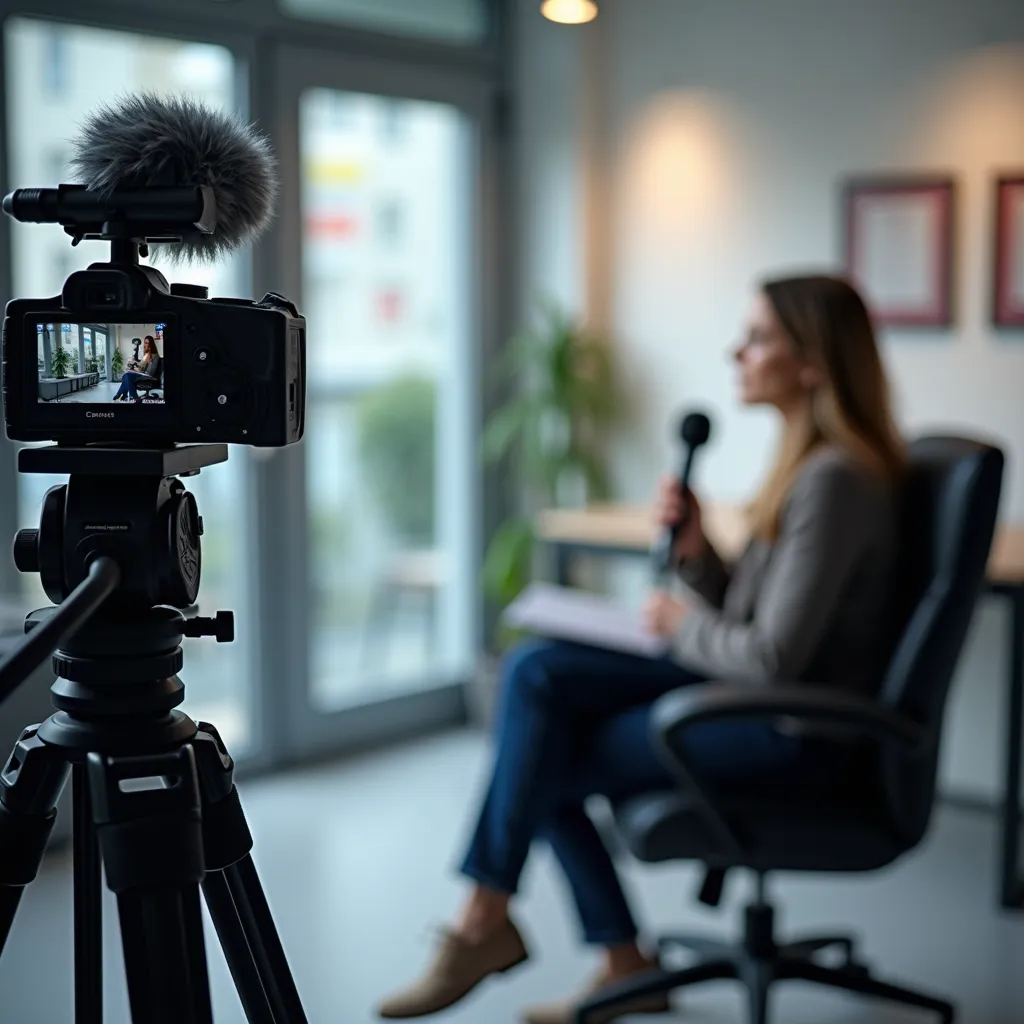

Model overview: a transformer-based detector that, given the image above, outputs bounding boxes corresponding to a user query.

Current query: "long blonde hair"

[747,275,906,543]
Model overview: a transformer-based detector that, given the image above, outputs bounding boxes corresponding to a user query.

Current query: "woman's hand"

[644,589,692,638]
[654,475,705,564]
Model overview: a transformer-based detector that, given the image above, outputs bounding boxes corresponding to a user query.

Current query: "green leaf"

[487,328,544,391]
[484,296,622,510]
[481,397,537,464]
[481,518,534,605]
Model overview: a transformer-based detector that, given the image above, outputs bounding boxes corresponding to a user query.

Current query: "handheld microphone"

[65,92,278,263]
[651,411,713,580]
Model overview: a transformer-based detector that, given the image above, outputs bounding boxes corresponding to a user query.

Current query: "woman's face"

[732,292,813,410]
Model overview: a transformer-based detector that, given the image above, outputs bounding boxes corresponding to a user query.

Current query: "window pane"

[3,18,256,755]
[279,0,488,44]
[300,87,475,711]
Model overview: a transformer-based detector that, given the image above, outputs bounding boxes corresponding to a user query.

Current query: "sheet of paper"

[502,582,670,659]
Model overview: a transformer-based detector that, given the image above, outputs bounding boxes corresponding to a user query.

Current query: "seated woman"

[112,335,161,402]
[376,274,906,1023]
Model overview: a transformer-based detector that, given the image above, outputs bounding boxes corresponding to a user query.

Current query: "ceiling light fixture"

[541,0,598,26]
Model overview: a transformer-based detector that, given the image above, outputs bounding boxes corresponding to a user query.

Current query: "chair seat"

[613,785,905,873]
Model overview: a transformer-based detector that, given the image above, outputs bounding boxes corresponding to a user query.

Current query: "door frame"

[252,42,503,762]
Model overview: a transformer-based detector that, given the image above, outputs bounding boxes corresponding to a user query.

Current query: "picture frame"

[842,176,956,327]
[993,175,1024,327]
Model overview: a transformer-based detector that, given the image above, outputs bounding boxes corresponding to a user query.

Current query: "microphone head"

[679,411,712,447]
[69,92,278,264]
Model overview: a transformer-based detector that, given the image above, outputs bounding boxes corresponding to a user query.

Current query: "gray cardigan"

[672,446,898,693]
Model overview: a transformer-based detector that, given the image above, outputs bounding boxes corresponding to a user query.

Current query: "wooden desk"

[536,503,1024,912]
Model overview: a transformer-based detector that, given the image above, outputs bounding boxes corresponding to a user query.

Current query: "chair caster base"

[575,900,955,1024]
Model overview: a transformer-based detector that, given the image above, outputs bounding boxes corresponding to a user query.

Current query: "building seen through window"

[41,25,70,98]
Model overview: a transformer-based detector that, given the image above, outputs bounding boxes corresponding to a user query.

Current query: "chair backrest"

[875,435,1004,840]
[137,357,163,393]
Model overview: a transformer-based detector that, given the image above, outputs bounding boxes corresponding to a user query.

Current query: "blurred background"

[0,1,1021,1021]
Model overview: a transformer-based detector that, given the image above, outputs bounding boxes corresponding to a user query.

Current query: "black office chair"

[136,356,164,401]
[577,436,1005,1024]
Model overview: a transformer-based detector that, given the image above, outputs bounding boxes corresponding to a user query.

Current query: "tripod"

[0,444,307,1024]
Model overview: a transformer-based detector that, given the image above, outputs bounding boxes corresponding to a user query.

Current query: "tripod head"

[14,443,228,609]
[0,444,234,739]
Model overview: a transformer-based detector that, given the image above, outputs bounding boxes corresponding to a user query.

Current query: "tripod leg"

[116,885,213,1021]
[201,869,276,1023]
[220,857,307,1022]
[0,726,70,955]
[88,746,214,1024]
[0,886,21,954]
[73,764,104,1024]
[193,724,308,1023]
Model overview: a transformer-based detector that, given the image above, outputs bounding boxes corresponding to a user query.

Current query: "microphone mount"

[1,183,217,251]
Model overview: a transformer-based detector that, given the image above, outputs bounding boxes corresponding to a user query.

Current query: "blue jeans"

[113,371,152,401]
[459,639,852,945]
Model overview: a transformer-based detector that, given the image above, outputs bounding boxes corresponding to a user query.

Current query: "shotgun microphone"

[651,411,713,580]
[65,91,278,263]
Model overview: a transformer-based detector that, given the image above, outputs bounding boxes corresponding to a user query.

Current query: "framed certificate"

[993,175,1024,327]
[843,176,956,327]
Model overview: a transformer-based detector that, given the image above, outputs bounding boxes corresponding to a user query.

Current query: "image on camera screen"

[36,322,166,405]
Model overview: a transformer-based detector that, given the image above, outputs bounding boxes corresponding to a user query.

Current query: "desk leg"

[554,544,572,587]
[1001,585,1024,910]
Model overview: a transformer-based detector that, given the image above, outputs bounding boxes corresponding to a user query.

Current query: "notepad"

[502,582,670,658]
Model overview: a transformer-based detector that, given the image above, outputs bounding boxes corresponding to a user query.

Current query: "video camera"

[2,183,305,448]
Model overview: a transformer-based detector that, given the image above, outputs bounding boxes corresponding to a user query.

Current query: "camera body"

[3,258,305,448]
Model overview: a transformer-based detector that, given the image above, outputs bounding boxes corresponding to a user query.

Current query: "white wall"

[515,0,1024,802]
[114,326,155,363]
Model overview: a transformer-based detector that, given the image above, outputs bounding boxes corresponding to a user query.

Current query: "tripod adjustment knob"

[182,611,235,643]
[13,529,39,573]
[211,611,235,642]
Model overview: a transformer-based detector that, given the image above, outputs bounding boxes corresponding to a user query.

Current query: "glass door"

[269,46,491,754]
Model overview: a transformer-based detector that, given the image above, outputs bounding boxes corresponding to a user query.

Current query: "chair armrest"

[652,683,929,756]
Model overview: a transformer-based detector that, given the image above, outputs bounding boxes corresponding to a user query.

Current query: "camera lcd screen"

[36,322,166,406]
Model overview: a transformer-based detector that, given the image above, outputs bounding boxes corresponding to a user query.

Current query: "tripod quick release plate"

[17,443,228,477]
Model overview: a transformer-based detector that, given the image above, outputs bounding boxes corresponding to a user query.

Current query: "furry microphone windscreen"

[69,92,279,264]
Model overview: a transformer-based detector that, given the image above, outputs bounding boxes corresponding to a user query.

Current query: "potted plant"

[49,345,72,380]
[465,303,620,726]
[110,347,125,382]
[481,301,621,622]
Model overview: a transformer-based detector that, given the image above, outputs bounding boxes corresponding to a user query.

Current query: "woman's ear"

[799,362,824,391]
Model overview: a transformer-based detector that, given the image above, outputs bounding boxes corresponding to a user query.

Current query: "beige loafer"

[521,965,670,1024]
[376,917,530,1019]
